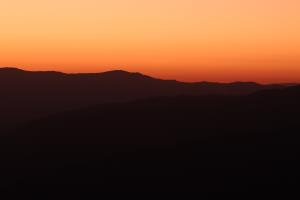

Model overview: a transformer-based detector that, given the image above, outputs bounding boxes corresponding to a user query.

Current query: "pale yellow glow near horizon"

[0,0,300,83]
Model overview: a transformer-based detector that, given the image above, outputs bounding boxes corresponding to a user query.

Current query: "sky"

[0,0,300,83]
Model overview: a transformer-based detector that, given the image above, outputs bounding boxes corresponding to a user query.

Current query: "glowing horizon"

[1,0,300,83]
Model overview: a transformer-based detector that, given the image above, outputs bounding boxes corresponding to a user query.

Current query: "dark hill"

[2,85,300,196]
[0,67,286,132]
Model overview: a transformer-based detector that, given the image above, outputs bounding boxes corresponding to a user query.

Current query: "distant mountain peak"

[0,67,66,76]
[99,70,155,80]
[227,81,262,86]
[0,67,26,72]
[104,69,127,73]
[101,70,137,75]
[102,70,138,75]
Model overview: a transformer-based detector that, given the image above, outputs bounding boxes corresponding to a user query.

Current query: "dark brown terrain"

[0,68,299,197]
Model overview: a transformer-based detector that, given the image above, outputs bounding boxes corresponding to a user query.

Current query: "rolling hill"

[1,85,300,195]
[0,67,286,132]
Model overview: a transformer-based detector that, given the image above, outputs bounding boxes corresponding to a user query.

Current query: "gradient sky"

[1,0,300,83]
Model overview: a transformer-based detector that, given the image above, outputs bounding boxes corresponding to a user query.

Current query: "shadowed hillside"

[1,85,300,196]
[0,67,286,132]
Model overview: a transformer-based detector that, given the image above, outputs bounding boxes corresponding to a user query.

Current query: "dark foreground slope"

[0,67,284,132]
[1,86,300,196]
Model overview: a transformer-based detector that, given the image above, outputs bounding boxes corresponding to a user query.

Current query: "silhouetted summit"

[0,67,64,75]
[0,67,25,72]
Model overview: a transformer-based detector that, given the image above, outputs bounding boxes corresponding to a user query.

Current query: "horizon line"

[0,66,299,86]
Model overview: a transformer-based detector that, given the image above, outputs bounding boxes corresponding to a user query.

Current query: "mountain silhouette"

[0,67,287,132]
[2,85,300,196]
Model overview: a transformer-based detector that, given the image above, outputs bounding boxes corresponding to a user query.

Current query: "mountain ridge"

[1,67,295,85]
[0,67,296,133]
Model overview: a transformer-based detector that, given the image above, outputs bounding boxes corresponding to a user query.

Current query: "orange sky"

[0,0,300,83]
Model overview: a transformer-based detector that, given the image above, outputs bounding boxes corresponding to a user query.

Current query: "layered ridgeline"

[0,67,287,132]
